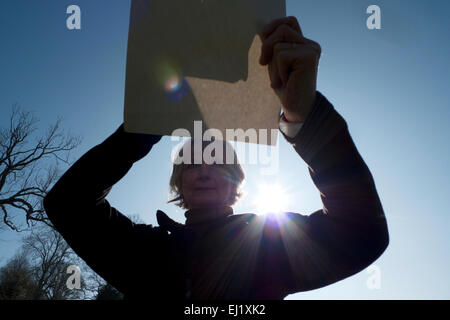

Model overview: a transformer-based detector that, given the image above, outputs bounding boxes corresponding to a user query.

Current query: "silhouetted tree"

[22,225,85,300]
[0,251,37,299]
[0,104,81,231]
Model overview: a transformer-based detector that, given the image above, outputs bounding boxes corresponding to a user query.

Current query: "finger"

[274,48,292,87]
[261,16,303,39]
[267,37,322,90]
[271,37,322,66]
[302,37,322,57]
[274,42,321,86]
[260,24,306,65]
[268,59,283,90]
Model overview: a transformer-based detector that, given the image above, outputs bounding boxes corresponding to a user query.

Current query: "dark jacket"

[43,92,389,299]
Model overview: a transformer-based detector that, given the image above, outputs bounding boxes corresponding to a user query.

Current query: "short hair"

[168,138,245,208]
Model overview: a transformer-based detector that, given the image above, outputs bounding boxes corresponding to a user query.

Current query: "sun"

[253,183,290,215]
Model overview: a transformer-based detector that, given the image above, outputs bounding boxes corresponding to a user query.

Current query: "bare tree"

[0,223,112,300]
[0,104,81,231]
[127,213,145,224]
[22,225,86,300]
[0,251,37,300]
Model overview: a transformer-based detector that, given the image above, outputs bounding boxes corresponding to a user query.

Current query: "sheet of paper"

[124,0,286,145]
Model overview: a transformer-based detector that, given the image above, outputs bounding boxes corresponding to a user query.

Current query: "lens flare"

[164,75,190,102]
[154,58,191,102]
[165,76,181,92]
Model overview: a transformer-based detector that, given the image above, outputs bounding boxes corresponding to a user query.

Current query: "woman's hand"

[259,16,321,123]
[113,123,162,162]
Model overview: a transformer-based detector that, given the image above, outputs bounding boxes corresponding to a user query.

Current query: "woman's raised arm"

[43,124,165,295]
[255,92,389,297]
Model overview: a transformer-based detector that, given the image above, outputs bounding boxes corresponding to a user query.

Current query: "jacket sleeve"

[258,91,389,296]
[43,124,165,294]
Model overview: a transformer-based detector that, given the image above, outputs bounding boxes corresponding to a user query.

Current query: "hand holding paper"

[259,16,322,124]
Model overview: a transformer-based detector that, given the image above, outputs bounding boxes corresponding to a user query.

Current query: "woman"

[43,17,389,299]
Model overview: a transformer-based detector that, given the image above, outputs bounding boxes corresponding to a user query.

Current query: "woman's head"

[169,139,245,209]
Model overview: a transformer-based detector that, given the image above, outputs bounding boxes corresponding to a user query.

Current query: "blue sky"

[1,0,449,299]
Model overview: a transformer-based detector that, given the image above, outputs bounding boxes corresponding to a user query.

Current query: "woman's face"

[181,164,236,209]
